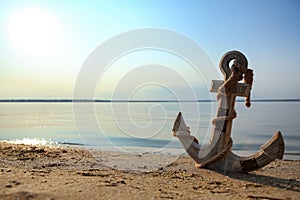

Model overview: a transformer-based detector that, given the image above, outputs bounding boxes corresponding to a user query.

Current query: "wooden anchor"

[172,50,285,173]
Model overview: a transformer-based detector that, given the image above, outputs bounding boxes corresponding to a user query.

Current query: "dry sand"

[0,141,299,200]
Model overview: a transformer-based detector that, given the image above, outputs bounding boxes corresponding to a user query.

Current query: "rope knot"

[244,69,254,107]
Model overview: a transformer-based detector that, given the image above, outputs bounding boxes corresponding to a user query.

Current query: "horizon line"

[0,99,300,103]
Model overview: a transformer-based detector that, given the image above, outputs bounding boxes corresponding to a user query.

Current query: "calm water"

[0,102,299,159]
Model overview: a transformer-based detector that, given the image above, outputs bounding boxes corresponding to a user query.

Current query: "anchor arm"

[172,112,201,151]
[226,131,284,173]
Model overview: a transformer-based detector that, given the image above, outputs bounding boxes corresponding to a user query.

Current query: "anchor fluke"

[172,112,184,134]
[260,131,285,160]
[172,112,200,152]
[234,131,285,173]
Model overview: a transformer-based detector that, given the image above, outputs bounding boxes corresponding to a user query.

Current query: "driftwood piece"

[172,51,284,173]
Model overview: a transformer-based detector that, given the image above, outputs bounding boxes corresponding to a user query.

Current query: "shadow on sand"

[225,171,300,192]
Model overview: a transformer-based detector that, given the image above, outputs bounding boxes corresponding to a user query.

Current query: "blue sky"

[0,0,299,99]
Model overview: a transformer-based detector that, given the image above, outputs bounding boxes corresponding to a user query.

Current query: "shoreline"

[4,139,300,161]
[0,141,299,199]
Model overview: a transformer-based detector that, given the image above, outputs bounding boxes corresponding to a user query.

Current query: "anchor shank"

[211,75,244,147]
[206,66,245,170]
[221,94,236,147]
[209,93,237,168]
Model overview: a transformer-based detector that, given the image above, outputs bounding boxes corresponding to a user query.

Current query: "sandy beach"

[0,141,299,200]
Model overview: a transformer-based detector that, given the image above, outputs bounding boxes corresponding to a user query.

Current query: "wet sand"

[0,141,299,199]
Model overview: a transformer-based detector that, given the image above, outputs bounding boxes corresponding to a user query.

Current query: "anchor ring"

[219,50,248,80]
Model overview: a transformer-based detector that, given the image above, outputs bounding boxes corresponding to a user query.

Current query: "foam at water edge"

[7,138,59,147]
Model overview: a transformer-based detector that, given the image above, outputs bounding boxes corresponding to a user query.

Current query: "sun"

[7,6,63,57]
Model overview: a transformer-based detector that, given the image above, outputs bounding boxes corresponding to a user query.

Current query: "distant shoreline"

[0,99,300,103]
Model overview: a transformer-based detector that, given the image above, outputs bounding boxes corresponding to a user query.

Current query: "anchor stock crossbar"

[172,50,284,173]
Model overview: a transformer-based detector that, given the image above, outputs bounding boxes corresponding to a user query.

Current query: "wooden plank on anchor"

[210,80,251,97]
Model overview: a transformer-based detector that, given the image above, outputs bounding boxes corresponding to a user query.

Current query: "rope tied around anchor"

[213,62,242,124]
[213,61,254,124]
[244,68,254,107]
[217,59,254,107]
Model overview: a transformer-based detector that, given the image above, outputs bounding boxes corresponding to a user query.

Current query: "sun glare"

[7,7,63,57]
